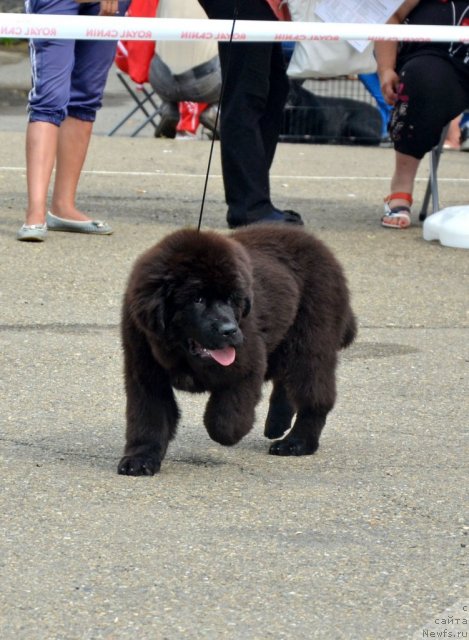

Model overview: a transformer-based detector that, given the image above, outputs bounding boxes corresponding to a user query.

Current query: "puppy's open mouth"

[188,339,236,366]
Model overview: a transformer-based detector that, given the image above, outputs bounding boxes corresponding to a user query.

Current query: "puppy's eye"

[194,295,205,305]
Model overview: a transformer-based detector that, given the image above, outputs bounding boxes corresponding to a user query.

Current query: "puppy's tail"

[341,311,357,350]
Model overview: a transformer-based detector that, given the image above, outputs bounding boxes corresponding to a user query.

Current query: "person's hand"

[99,0,119,16]
[379,68,400,105]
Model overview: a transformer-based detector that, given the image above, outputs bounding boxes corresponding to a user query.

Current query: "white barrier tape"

[0,14,468,43]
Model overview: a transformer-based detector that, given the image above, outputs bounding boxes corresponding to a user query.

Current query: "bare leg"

[443,114,462,150]
[25,121,60,226]
[50,116,94,221]
[382,151,421,226]
[390,151,420,200]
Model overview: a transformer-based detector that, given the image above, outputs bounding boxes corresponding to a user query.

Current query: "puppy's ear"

[143,294,166,332]
[126,274,170,334]
[243,296,251,317]
[231,242,254,318]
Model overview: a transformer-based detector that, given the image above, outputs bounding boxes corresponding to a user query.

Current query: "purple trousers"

[26,0,129,125]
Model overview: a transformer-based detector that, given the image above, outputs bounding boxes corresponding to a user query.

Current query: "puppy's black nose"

[218,322,238,337]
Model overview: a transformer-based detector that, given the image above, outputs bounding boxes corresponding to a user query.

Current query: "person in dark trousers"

[197,0,304,228]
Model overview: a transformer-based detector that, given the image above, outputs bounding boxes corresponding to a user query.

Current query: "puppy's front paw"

[117,455,161,476]
[269,437,319,457]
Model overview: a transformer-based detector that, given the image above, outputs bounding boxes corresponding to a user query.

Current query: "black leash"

[197,3,239,231]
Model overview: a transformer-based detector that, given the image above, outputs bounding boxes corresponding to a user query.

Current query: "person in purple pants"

[18,0,129,241]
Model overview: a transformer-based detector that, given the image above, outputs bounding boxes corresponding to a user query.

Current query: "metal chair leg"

[108,72,162,137]
[419,123,450,221]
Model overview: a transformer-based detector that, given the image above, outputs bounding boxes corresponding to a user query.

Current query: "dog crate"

[280,76,386,146]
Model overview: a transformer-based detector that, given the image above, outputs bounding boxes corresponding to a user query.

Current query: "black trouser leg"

[198,0,289,225]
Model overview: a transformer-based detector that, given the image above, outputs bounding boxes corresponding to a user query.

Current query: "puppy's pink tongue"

[208,346,236,366]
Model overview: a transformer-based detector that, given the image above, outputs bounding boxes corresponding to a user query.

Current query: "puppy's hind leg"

[269,352,337,457]
[264,380,295,440]
[269,406,327,456]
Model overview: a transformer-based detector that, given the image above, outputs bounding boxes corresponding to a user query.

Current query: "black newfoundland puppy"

[118,225,356,476]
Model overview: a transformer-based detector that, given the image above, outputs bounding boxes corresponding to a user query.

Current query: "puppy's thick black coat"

[118,226,356,476]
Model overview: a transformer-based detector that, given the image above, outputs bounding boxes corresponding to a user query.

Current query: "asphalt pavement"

[0,44,468,640]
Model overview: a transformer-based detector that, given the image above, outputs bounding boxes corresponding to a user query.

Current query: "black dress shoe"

[282,209,304,225]
[228,209,304,229]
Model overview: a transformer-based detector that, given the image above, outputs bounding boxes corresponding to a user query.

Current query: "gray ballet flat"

[17,223,48,242]
[46,211,113,235]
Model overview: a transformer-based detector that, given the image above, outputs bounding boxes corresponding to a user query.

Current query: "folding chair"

[108,0,162,137]
[108,59,162,137]
[419,123,450,221]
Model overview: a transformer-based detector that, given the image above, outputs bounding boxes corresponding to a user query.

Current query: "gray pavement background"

[0,44,468,639]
